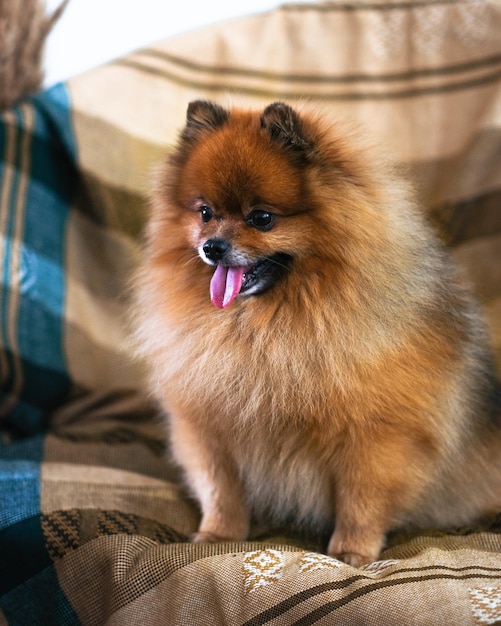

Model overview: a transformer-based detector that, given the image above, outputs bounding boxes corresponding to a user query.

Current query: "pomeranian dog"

[134,100,501,566]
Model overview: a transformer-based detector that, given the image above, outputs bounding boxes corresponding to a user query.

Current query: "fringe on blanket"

[0,0,68,111]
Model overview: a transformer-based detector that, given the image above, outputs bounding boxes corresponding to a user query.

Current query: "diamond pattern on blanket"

[361,559,400,578]
[298,552,343,574]
[243,549,284,594]
[469,586,501,625]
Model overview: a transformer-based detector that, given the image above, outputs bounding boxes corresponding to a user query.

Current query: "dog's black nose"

[203,238,230,262]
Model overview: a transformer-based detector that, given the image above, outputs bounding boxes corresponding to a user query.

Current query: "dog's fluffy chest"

[232,424,335,533]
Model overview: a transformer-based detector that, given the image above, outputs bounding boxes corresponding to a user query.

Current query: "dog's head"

[160,100,380,309]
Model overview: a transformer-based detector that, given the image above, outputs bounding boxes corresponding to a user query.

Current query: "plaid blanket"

[1,1,501,624]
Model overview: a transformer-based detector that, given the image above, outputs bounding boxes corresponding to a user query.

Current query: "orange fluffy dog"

[135,100,501,566]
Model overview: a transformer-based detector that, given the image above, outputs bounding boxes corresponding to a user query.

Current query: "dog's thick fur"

[135,100,501,566]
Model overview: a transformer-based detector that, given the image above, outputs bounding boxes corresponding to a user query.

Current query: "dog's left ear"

[260,102,313,160]
[181,100,229,143]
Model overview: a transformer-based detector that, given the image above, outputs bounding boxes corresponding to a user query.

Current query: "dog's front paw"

[330,551,375,568]
[327,530,381,567]
[191,531,240,544]
[192,511,249,545]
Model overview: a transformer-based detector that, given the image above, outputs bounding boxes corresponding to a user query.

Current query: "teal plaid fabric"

[0,84,76,435]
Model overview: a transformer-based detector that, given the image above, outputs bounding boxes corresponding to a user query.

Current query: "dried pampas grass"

[0,0,68,110]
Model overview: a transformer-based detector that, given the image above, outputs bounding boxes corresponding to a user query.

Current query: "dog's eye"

[200,205,214,223]
[247,210,275,231]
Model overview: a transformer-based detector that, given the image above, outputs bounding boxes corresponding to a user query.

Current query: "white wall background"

[44,0,282,86]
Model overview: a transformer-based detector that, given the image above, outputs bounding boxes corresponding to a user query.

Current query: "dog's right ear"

[181,100,229,143]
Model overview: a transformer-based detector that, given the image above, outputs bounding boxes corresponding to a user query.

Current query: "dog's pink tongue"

[210,265,245,309]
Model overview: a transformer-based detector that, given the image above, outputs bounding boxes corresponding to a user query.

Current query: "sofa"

[1,1,501,624]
